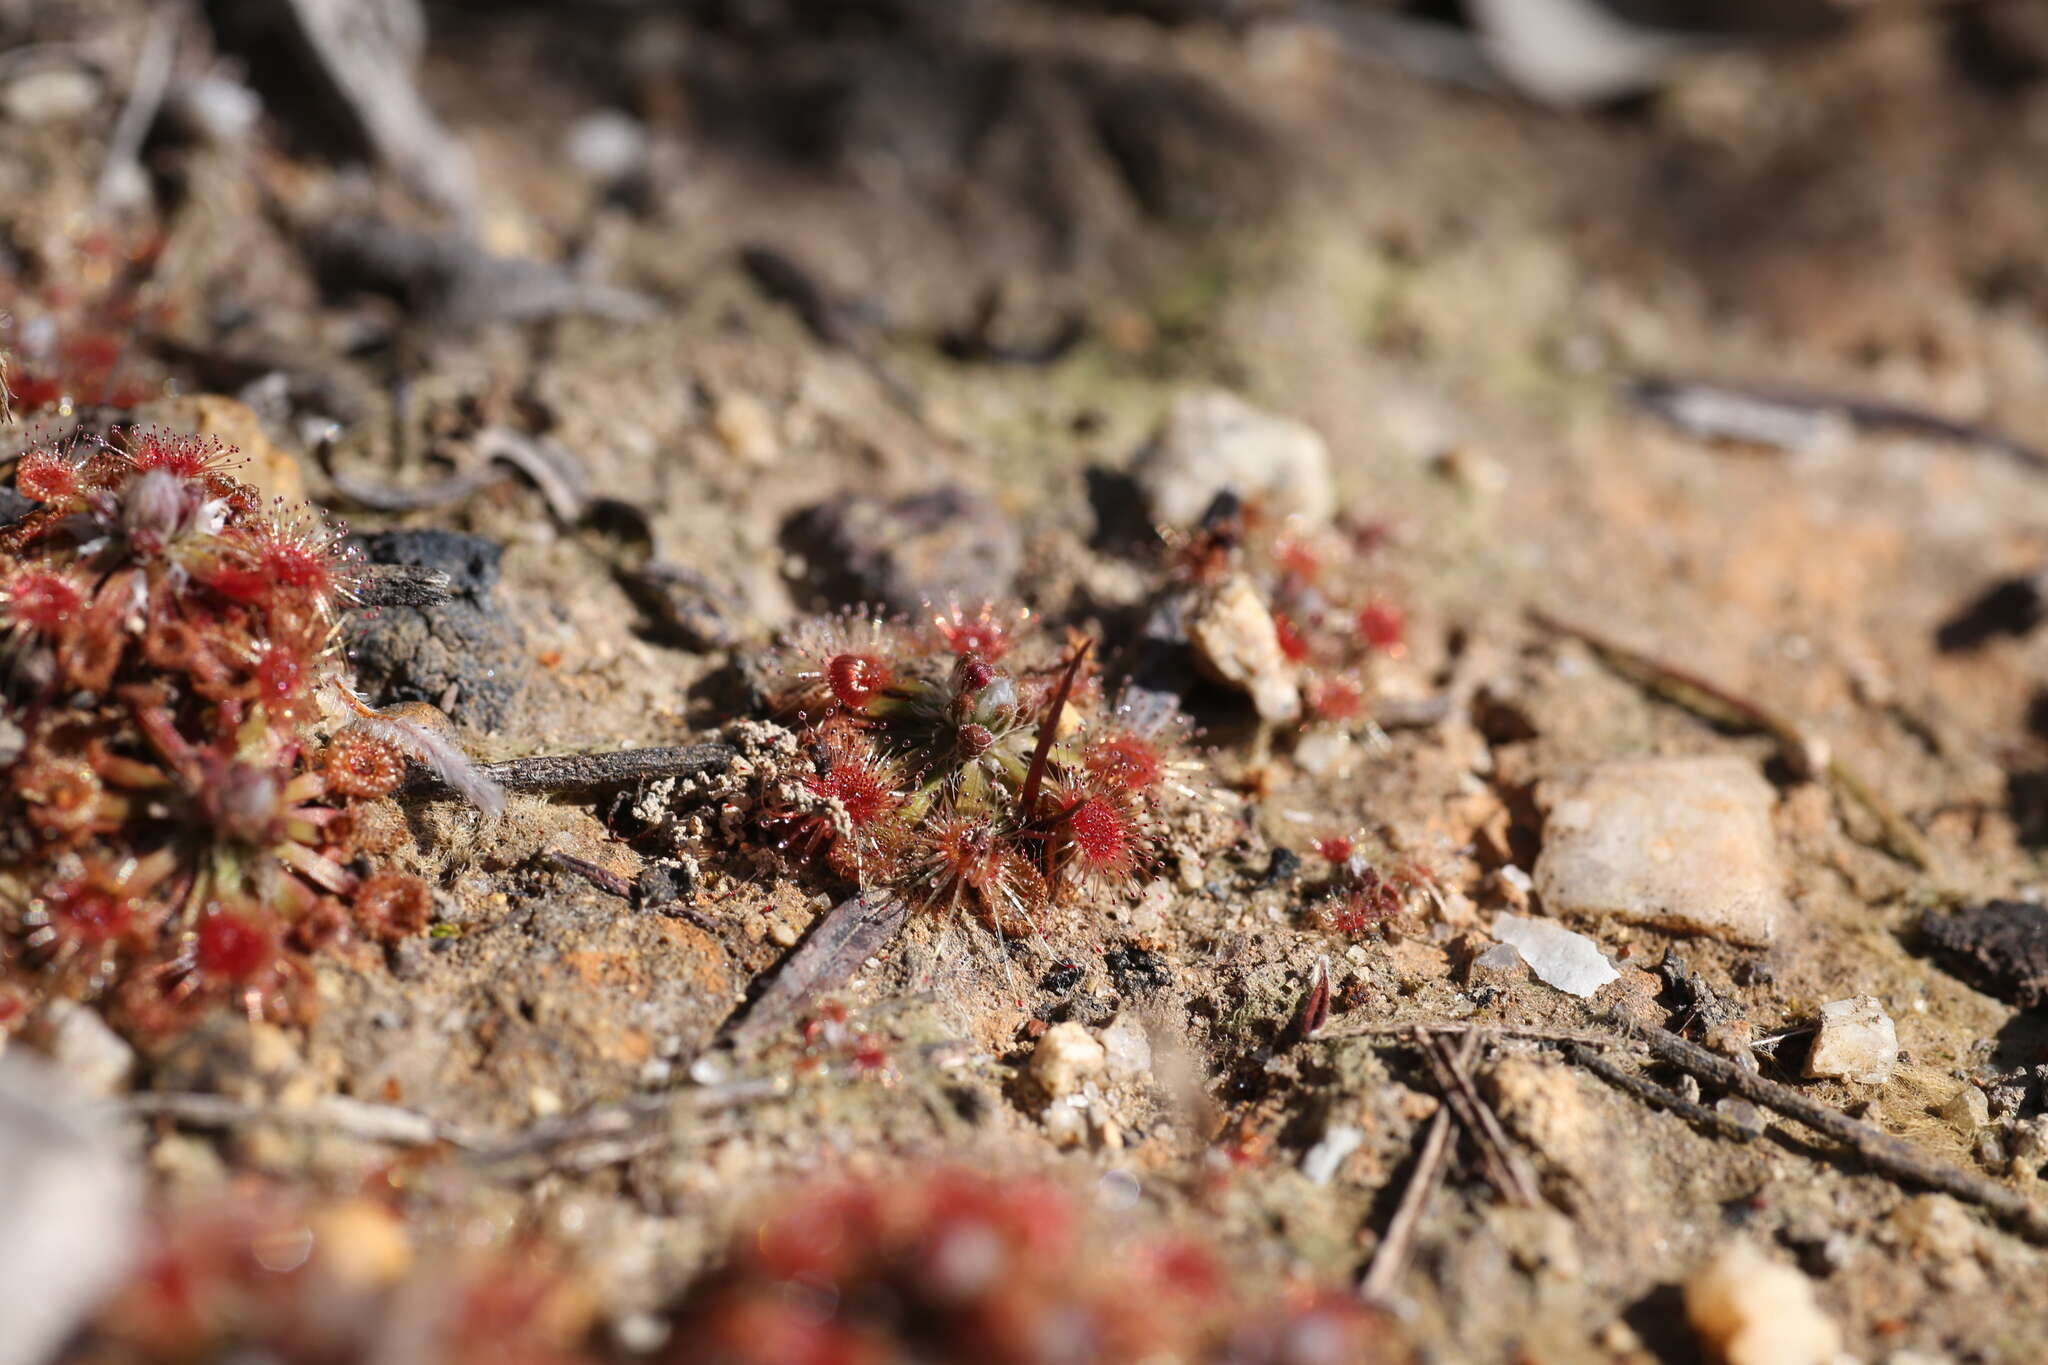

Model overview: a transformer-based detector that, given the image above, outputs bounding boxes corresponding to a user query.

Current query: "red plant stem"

[1017,638,1091,824]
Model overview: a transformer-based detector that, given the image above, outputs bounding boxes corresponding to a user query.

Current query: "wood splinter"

[405,742,735,798]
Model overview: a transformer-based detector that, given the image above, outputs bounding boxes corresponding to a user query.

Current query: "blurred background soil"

[10,0,2048,1361]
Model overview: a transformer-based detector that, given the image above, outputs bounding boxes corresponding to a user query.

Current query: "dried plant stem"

[1627,1022,2048,1241]
[1360,1033,1472,1303]
[1566,1044,1758,1142]
[113,1078,789,1174]
[1631,373,2048,472]
[1018,639,1092,820]
[1420,1033,1541,1206]
[97,2,179,208]
[547,851,633,899]
[115,1092,446,1146]
[1334,1017,2048,1241]
[1529,609,1933,870]
[718,892,913,1049]
[1322,1018,1642,1052]
[405,743,734,798]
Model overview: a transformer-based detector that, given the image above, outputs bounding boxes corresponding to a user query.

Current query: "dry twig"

[1359,1034,1473,1303]
[1320,1018,1642,1052]
[719,892,913,1049]
[112,1077,789,1175]
[546,851,633,900]
[405,743,735,798]
[1331,1016,2048,1241]
[1420,1033,1541,1207]
[114,1092,448,1146]
[1632,374,2048,473]
[1627,1022,2048,1242]
[1529,608,1934,870]
[97,2,179,208]
[1566,1044,1760,1142]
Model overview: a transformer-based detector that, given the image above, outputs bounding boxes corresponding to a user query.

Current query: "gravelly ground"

[10,3,2048,1362]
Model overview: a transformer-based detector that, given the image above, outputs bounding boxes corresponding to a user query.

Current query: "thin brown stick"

[1359,1033,1472,1303]
[96,1,179,208]
[1339,1017,2047,1241]
[1630,1022,2048,1241]
[1320,1018,1643,1052]
[1567,1044,1759,1142]
[463,1078,787,1172]
[1529,608,1934,870]
[115,1078,789,1170]
[1421,1034,1541,1206]
[1631,373,2048,473]
[1018,639,1092,821]
[114,1092,448,1146]
[547,851,632,899]
[718,892,913,1049]
[330,464,498,511]
[405,743,734,798]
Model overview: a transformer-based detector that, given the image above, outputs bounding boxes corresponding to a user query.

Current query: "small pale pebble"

[1031,1022,1106,1098]
[1130,388,1335,529]
[1464,941,1528,990]
[1292,727,1357,778]
[1043,1101,1089,1148]
[1534,757,1789,946]
[1188,576,1301,723]
[768,919,800,948]
[528,1086,564,1118]
[1684,1240,1842,1365]
[1,67,99,124]
[1300,1124,1364,1186]
[712,391,780,465]
[563,109,649,182]
[1937,1086,1990,1134]
[1804,995,1898,1086]
[28,1001,135,1098]
[1492,913,1618,998]
[1099,1016,1152,1081]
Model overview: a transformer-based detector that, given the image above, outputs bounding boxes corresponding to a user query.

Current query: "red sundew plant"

[794,998,893,1079]
[2,230,172,415]
[1172,499,1413,730]
[1303,837,1423,939]
[758,605,1199,937]
[66,1184,597,1365]
[0,429,499,1035]
[668,1168,1411,1365]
